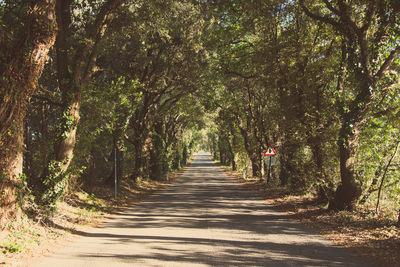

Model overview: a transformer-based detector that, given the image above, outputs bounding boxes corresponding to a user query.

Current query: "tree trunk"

[328,125,362,210]
[83,148,97,190]
[0,0,56,224]
[37,0,122,206]
[131,123,148,180]
[250,151,261,178]
[182,145,188,166]
[55,94,81,172]
[301,0,400,212]
[278,135,290,186]
[37,91,81,205]
[226,136,235,168]
[0,121,24,225]
[310,135,333,203]
[134,145,143,179]
[397,210,400,227]
[149,121,167,180]
[236,117,260,178]
[230,131,238,171]
[212,137,217,159]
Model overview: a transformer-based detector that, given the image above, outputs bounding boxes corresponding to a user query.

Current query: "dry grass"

[0,167,187,267]
[223,167,400,267]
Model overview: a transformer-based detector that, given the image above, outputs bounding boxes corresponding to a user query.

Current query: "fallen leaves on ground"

[223,168,400,267]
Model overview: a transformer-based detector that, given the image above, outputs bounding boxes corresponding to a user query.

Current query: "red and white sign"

[264,146,277,156]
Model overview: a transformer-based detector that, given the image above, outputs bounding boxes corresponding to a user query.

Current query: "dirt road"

[37,153,373,266]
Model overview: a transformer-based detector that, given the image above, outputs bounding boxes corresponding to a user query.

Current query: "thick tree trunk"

[301,0,400,212]
[83,148,97,189]
[226,136,235,168]
[230,131,238,171]
[149,121,167,180]
[278,135,290,186]
[309,135,333,203]
[231,156,237,171]
[143,131,153,179]
[212,137,217,159]
[107,135,124,186]
[37,91,81,205]
[0,0,56,224]
[134,145,143,179]
[131,125,148,180]
[219,149,226,165]
[54,94,81,172]
[250,151,261,178]
[236,118,261,178]
[182,145,188,166]
[0,121,24,225]
[328,125,362,210]
[38,0,122,206]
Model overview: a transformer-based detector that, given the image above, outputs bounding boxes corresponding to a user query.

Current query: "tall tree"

[0,0,57,223]
[300,0,400,210]
[38,0,122,207]
[101,0,207,180]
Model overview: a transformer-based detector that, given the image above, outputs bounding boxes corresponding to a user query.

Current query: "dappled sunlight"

[38,155,372,267]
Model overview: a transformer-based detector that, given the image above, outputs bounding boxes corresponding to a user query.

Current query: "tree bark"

[131,111,150,180]
[0,0,57,224]
[310,136,333,203]
[38,0,122,203]
[278,132,290,186]
[226,136,235,170]
[54,93,81,172]
[52,0,121,174]
[235,114,261,178]
[328,124,362,210]
[149,120,168,180]
[250,151,261,177]
[301,0,400,212]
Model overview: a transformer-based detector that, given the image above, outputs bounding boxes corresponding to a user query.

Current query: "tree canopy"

[1,0,399,225]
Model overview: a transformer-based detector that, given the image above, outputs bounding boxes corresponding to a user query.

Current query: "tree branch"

[299,0,342,31]
[336,0,359,33]
[360,0,376,32]
[82,0,122,84]
[322,0,341,17]
[224,68,257,79]
[374,47,400,79]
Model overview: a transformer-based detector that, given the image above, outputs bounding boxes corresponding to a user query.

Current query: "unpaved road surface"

[37,153,374,266]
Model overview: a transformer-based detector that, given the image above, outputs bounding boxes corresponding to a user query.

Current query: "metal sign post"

[263,146,277,184]
[267,156,272,183]
[261,154,265,180]
[114,146,117,199]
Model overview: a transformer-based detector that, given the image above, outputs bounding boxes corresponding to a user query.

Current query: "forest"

[0,0,399,236]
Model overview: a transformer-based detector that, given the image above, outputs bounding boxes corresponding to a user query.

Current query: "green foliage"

[56,109,75,139]
[3,0,399,223]
[39,161,68,212]
[1,237,24,254]
[357,117,400,209]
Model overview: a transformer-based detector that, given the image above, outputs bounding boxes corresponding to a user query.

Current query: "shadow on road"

[40,153,374,267]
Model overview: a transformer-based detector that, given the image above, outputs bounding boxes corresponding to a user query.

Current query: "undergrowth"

[0,189,108,265]
[0,168,185,266]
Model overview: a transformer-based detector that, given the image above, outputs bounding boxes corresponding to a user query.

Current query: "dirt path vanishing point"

[36,153,374,267]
